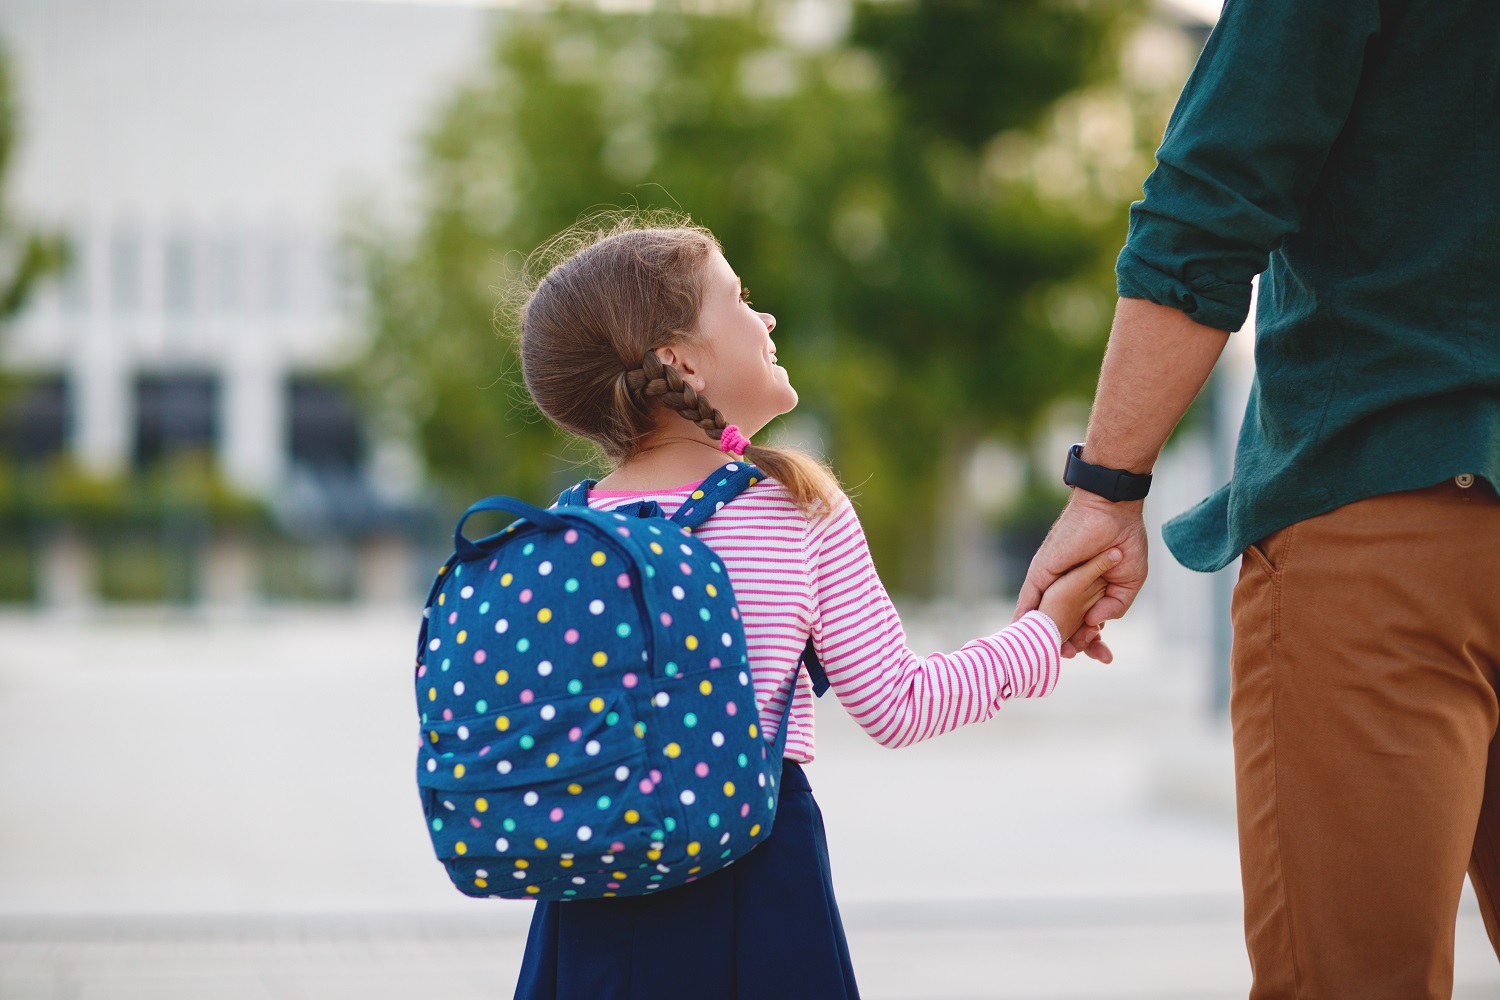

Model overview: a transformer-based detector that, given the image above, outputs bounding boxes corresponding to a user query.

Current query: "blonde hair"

[511,210,839,515]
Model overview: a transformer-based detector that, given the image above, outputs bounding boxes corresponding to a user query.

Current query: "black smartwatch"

[1063,443,1152,502]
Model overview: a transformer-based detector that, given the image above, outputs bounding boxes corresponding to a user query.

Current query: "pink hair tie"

[719,424,752,456]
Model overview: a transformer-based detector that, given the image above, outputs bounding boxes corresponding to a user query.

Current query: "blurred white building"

[0,0,1222,499]
[0,0,488,498]
[0,0,1230,612]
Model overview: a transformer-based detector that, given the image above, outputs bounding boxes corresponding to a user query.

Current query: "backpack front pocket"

[416,688,670,898]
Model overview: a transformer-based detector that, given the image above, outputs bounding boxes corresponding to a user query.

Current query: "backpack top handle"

[453,496,567,562]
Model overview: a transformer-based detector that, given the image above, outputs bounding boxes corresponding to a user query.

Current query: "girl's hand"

[1038,548,1122,644]
[1015,491,1149,662]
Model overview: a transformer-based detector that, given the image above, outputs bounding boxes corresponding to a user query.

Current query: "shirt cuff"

[1115,244,1254,334]
[991,611,1063,702]
[1028,609,1063,649]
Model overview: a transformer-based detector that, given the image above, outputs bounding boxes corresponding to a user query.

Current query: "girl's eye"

[739,287,752,305]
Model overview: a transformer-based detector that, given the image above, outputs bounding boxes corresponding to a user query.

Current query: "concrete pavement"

[0,605,1495,998]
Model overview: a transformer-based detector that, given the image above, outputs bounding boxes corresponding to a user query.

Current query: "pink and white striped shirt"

[586,478,1062,763]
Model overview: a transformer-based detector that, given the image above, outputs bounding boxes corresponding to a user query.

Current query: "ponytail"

[740,443,842,518]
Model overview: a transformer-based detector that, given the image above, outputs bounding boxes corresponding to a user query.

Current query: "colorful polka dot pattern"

[416,463,789,901]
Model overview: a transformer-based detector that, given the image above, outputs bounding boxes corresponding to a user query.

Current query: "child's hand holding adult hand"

[1038,548,1122,652]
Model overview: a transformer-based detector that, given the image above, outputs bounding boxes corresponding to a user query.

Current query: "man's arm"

[1083,297,1229,474]
[1018,0,1381,657]
[1016,297,1228,656]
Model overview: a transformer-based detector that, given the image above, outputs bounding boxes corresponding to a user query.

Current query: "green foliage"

[0,450,271,605]
[0,41,67,325]
[353,0,1147,593]
[95,537,175,604]
[856,0,1123,147]
[0,39,77,555]
[0,537,33,602]
[0,451,268,536]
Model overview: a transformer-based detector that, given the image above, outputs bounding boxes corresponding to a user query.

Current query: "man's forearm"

[1082,296,1232,474]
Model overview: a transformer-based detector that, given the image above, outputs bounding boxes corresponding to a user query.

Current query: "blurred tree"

[0,36,71,472]
[0,38,70,449]
[354,0,1147,594]
[0,40,78,601]
[0,42,66,325]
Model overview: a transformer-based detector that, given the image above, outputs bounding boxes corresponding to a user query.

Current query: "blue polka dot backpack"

[415,462,827,901]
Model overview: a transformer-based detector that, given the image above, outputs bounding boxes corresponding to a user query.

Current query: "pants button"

[1456,473,1476,488]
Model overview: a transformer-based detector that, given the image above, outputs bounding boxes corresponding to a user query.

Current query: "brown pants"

[1232,477,1500,999]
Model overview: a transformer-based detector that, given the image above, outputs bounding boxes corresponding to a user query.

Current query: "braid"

[627,352,729,444]
[622,350,840,515]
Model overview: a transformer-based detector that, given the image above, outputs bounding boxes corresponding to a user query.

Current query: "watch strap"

[1063,443,1152,502]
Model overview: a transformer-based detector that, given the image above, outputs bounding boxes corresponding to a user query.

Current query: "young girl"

[507,212,1116,1000]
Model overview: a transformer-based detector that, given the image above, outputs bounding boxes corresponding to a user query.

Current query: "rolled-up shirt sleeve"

[1117,0,1382,332]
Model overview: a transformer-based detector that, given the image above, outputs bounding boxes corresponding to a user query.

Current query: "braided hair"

[623,351,722,435]
[512,210,838,515]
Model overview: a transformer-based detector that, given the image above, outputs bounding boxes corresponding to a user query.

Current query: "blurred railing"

[11,529,428,608]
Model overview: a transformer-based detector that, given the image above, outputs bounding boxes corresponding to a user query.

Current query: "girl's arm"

[808,496,1063,748]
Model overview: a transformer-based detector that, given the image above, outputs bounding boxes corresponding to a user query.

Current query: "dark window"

[287,376,362,472]
[134,373,218,467]
[3,374,70,463]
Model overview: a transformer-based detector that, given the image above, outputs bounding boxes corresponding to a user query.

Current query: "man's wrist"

[1063,443,1153,502]
[1077,442,1155,477]
[1067,487,1144,518]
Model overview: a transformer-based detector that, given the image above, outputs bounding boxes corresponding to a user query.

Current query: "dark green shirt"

[1116,0,1500,573]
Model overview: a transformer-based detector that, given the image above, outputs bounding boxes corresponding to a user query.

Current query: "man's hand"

[1016,490,1149,660]
[1013,296,1227,660]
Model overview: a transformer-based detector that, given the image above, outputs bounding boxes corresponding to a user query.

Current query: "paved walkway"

[0,606,1495,998]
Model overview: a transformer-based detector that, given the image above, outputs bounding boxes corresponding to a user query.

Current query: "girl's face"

[659,248,797,436]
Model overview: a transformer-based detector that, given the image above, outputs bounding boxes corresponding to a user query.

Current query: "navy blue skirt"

[513,761,860,1000]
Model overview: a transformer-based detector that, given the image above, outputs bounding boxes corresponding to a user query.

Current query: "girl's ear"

[654,345,706,393]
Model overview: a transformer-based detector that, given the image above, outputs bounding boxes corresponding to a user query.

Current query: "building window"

[215,234,242,314]
[287,376,363,473]
[264,235,294,314]
[61,236,89,314]
[3,374,70,463]
[164,233,196,316]
[111,227,143,313]
[133,373,219,468]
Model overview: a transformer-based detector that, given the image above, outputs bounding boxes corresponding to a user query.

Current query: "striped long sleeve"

[804,493,1060,749]
[586,480,1062,762]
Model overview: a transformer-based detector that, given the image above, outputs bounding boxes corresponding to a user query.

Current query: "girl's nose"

[761,311,776,332]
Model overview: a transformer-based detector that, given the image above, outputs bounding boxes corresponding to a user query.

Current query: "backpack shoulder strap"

[800,638,830,697]
[669,462,765,530]
[555,480,597,508]
[663,464,826,697]
[668,463,829,701]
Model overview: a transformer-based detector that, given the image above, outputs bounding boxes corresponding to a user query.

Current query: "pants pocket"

[1243,522,1296,579]
[1236,531,1291,646]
